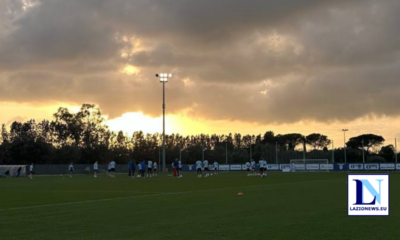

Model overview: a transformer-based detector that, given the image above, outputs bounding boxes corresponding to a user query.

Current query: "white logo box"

[348,174,389,216]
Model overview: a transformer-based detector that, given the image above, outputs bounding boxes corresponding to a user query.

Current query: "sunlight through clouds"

[107,112,178,135]
[120,65,140,76]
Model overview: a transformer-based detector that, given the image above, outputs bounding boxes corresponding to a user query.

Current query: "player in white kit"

[29,163,35,179]
[203,160,210,177]
[258,158,265,177]
[107,162,111,177]
[213,161,219,175]
[262,159,268,177]
[251,159,256,175]
[153,162,158,176]
[178,159,182,177]
[68,163,74,178]
[93,161,99,178]
[109,160,116,177]
[147,160,153,177]
[137,161,142,178]
[196,160,202,178]
[245,161,251,176]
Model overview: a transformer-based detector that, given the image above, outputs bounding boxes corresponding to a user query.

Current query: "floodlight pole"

[225,142,228,164]
[202,144,205,162]
[156,73,172,173]
[261,144,264,159]
[362,139,365,164]
[249,143,252,162]
[179,145,182,162]
[395,138,398,164]
[159,147,161,172]
[162,81,166,173]
[332,141,335,163]
[342,129,348,163]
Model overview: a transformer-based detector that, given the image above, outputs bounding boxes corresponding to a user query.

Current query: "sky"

[1,0,400,147]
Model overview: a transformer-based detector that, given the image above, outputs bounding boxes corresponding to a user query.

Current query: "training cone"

[238,192,243,196]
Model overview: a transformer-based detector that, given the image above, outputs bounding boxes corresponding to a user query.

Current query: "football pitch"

[0,172,398,240]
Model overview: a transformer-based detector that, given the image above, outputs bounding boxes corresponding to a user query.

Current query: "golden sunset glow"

[0,102,81,125]
[104,110,400,147]
[120,65,140,75]
[1,101,399,148]
[107,112,178,135]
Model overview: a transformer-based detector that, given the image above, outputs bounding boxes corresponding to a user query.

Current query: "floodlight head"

[156,73,172,82]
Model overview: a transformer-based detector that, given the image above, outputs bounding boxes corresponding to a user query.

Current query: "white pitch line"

[2,189,167,194]
[0,192,177,212]
[0,178,341,212]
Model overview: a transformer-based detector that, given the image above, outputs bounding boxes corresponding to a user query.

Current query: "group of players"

[93,160,159,178]
[27,157,268,179]
[245,159,268,178]
[194,158,267,178]
[195,159,219,178]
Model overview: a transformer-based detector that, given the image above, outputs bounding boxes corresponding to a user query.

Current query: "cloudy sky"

[1,0,400,146]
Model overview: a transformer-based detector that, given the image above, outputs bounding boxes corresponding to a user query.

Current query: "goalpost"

[289,159,329,172]
[0,165,27,177]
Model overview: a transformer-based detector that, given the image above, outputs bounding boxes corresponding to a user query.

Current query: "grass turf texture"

[0,172,398,240]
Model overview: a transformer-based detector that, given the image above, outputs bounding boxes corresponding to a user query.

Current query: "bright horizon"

[1,102,399,150]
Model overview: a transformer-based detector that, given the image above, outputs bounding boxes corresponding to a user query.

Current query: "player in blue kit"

[128,160,134,178]
[140,161,146,178]
[173,159,181,178]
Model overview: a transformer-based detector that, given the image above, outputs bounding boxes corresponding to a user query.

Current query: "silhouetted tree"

[379,145,395,162]
[262,131,275,144]
[280,133,305,150]
[347,134,385,153]
[306,133,331,150]
[0,103,394,165]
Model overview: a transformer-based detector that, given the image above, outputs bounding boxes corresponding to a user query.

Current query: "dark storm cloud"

[0,0,400,123]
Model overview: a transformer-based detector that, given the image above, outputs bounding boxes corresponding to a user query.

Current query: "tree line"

[0,104,397,165]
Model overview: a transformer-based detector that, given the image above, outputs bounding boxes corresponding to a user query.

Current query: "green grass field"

[0,172,398,240]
